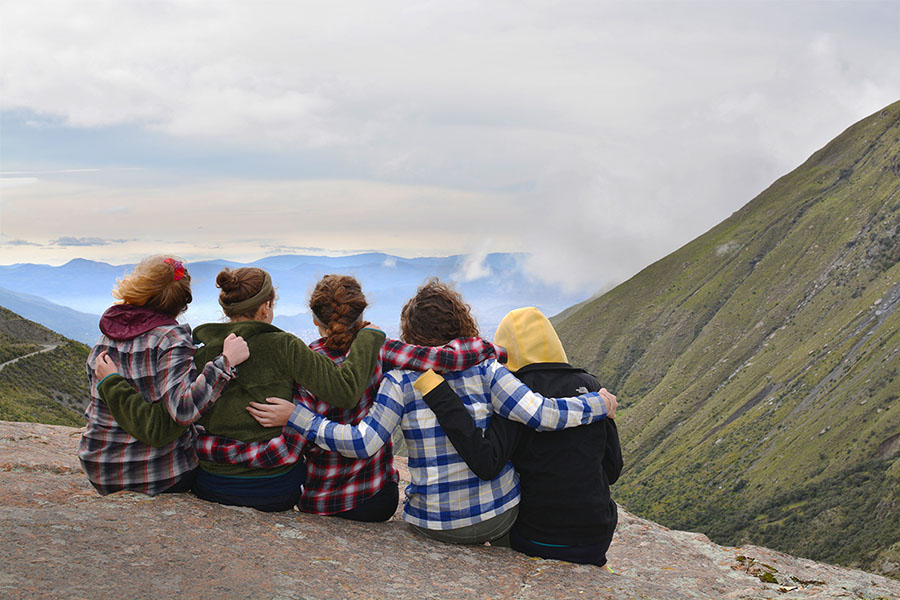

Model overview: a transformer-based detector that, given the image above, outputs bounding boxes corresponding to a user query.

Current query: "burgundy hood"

[99,304,178,341]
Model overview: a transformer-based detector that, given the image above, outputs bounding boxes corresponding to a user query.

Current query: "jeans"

[192,462,305,513]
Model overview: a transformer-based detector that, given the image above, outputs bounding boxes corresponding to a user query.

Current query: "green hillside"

[555,102,900,577]
[0,306,89,426]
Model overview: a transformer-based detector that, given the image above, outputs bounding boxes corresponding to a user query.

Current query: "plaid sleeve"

[156,329,233,425]
[195,428,306,468]
[486,361,608,431]
[381,337,506,373]
[287,373,405,459]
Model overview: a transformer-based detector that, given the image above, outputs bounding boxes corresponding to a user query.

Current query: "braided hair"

[310,274,369,353]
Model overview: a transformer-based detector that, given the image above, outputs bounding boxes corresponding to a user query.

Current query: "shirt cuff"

[287,403,318,437]
[589,393,608,421]
[413,369,445,395]
[212,354,237,378]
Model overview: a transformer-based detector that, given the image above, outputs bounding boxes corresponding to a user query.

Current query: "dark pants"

[410,506,518,545]
[192,463,305,513]
[510,527,612,567]
[161,468,197,494]
[331,481,399,523]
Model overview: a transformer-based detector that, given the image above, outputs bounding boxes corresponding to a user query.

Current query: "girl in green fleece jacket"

[96,266,386,511]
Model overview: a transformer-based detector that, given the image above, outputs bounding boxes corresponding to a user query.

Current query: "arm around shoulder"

[416,371,520,480]
[283,328,385,410]
[98,375,190,447]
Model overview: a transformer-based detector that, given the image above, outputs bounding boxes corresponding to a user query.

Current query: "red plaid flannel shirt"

[195,337,505,514]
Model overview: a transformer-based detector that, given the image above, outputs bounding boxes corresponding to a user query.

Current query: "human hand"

[94,352,119,380]
[600,388,618,419]
[222,333,250,367]
[246,397,294,428]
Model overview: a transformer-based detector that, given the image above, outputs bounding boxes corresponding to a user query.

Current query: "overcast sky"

[1,1,898,294]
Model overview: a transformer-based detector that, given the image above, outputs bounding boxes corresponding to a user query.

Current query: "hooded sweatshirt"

[421,307,623,546]
[79,305,234,496]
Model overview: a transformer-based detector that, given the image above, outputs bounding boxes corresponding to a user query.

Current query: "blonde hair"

[112,255,192,317]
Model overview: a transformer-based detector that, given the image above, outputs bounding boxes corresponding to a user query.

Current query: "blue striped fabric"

[287,360,609,530]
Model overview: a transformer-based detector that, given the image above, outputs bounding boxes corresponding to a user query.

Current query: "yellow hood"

[494,307,567,372]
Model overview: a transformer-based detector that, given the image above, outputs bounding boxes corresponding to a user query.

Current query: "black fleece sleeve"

[602,419,624,484]
[421,380,522,480]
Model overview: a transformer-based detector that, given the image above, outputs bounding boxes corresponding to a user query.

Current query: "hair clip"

[163,258,186,281]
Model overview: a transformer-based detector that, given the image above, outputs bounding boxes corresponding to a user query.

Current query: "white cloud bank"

[0,1,897,291]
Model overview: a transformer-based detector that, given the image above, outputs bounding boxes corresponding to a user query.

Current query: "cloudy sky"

[1,0,898,294]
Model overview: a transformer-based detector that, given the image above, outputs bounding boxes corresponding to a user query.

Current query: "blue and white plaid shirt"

[286,359,610,531]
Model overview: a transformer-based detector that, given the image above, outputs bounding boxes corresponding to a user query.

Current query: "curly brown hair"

[400,278,479,346]
[310,274,370,353]
[113,255,192,317]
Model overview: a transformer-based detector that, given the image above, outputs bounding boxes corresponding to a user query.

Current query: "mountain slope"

[0,306,89,426]
[0,287,100,345]
[555,101,900,576]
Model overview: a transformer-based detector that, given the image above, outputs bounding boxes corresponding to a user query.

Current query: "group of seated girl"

[81,254,621,568]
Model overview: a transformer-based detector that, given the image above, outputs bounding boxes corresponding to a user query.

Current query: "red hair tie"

[163,258,186,281]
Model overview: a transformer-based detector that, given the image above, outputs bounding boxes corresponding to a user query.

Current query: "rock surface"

[1,420,898,600]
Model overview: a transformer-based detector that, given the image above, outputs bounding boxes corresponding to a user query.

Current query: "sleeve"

[415,370,521,480]
[98,374,190,447]
[602,419,624,484]
[486,361,609,431]
[380,337,505,373]
[281,328,385,410]
[195,428,306,469]
[156,330,234,425]
[285,372,405,459]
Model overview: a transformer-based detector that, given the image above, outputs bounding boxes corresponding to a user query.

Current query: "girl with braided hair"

[196,274,506,521]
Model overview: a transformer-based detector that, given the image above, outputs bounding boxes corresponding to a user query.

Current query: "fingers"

[265,396,292,406]
[222,334,250,366]
[600,388,618,419]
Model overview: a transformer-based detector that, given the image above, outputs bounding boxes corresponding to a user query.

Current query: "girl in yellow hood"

[419,306,623,567]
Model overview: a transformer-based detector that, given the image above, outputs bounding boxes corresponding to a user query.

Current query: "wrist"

[97,372,120,387]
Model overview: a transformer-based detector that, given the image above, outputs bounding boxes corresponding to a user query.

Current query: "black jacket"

[422,362,623,546]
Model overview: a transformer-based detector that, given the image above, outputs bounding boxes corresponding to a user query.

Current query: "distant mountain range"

[0,253,594,343]
[555,101,900,577]
[0,287,99,344]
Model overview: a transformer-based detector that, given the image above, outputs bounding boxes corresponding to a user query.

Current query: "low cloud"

[52,237,128,247]
[453,243,493,282]
[0,177,40,188]
[2,238,41,246]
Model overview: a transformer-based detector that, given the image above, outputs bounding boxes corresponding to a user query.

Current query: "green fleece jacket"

[99,322,385,477]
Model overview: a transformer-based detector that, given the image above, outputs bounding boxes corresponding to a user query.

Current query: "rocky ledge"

[1,420,898,600]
